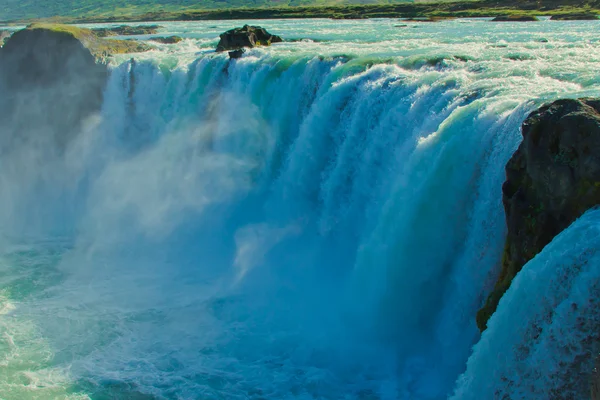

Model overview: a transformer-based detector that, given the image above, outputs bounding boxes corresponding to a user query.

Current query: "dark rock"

[93,25,162,37]
[477,98,600,331]
[492,15,539,21]
[149,36,183,44]
[228,48,245,59]
[216,25,282,52]
[551,13,598,20]
[0,25,109,150]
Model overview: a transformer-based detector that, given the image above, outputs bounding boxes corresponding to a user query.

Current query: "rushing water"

[1,17,600,400]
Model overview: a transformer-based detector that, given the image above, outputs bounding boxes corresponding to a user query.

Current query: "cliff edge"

[0,24,148,149]
[477,98,600,331]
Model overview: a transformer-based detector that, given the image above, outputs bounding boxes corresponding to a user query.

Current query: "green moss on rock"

[550,13,598,20]
[26,23,152,59]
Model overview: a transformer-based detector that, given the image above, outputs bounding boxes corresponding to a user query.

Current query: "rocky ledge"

[550,13,599,20]
[477,98,600,331]
[0,23,150,149]
[21,24,152,60]
[216,25,282,52]
[92,24,162,37]
[150,36,183,44]
[492,15,539,21]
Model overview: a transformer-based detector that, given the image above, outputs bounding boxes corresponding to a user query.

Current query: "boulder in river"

[149,36,183,44]
[216,25,282,52]
[477,98,600,331]
[228,48,245,59]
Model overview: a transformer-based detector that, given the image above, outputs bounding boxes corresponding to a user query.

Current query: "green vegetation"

[0,0,599,23]
[25,23,152,58]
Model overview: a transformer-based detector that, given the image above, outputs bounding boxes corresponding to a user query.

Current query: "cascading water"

[1,18,600,400]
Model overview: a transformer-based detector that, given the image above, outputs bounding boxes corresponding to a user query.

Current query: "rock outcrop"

[551,13,598,20]
[228,48,245,59]
[492,15,539,21]
[0,24,147,150]
[216,25,282,52]
[149,36,183,44]
[22,24,152,60]
[477,98,600,331]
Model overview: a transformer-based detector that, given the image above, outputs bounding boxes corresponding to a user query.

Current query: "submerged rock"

[216,25,282,52]
[477,98,600,331]
[93,25,162,37]
[149,36,183,44]
[492,15,539,22]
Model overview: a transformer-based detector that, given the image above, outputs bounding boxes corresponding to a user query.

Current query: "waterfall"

[0,48,594,399]
[453,208,600,399]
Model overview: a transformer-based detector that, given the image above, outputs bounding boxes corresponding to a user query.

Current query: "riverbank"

[3,0,599,24]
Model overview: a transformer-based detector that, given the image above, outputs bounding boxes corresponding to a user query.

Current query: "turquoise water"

[1,18,600,399]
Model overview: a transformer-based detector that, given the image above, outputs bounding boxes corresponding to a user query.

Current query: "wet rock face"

[477,98,600,331]
[216,25,282,52]
[228,48,245,59]
[0,27,108,150]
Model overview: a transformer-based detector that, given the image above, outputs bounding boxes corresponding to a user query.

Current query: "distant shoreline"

[3,0,599,25]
